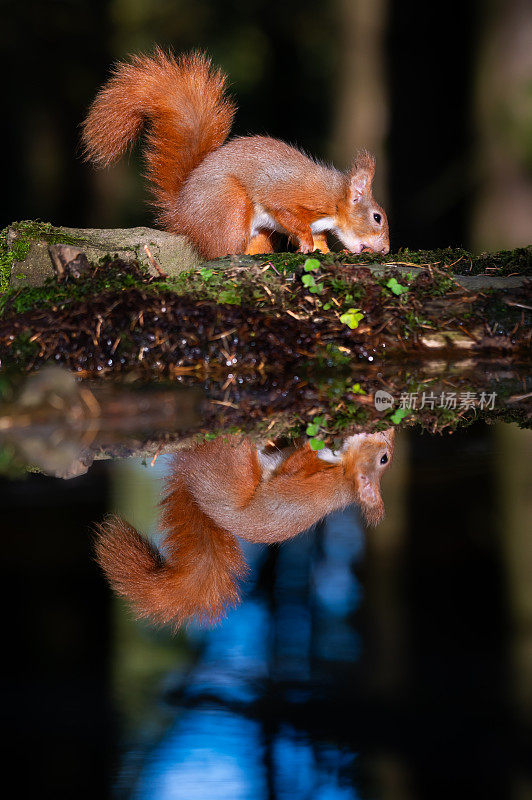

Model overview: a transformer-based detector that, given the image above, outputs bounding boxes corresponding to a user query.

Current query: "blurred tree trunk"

[496,425,532,725]
[329,0,389,203]
[472,0,532,249]
[363,431,409,696]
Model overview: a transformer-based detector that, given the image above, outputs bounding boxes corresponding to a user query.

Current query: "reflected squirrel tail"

[94,479,247,628]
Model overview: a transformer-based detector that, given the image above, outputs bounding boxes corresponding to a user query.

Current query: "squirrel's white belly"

[310,216,335,234]
[249,205,282,237]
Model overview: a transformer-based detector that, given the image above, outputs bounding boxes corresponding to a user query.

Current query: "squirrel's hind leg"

[245,231,274,255]
[312,233,330,253]
[195,176,254,257]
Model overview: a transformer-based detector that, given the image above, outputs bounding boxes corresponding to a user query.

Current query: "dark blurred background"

[1,0,531,251]
[1,2,532,798]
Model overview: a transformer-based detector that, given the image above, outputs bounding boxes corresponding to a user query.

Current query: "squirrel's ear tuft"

[349,150,376,201]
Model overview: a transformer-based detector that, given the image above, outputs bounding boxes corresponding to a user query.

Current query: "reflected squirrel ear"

[356,473,385,526]
[316,447,342,464]
[349,150,376,201]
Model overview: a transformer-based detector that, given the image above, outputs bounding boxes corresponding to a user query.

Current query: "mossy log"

[0,220,530,370]
[2,221,201,291]
[2,220,531,289]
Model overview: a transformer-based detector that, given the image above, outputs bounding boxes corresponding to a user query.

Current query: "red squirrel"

[95,430,394,628]
[82,49,390,259]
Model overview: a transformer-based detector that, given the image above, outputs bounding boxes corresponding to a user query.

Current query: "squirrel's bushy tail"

[94,479,247,628]
[82,49,235,227]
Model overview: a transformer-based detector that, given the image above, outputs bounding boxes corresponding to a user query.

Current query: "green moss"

[162,260,289,308]
[0,220,91,295]
[261,250,337,272]
[0,225,36,293]
[329,405,370,431]
[11,220,88,248]
[0,256,150,316]
[380,245,532,276]
[0,228,13,293]
[253,244,531,277]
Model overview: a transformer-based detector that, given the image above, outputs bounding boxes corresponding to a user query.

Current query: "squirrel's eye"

[380,453,388,465]
[373,213,382,224]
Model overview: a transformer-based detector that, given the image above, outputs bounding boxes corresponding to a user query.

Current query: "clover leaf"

[389,407,410,424]
[386,277,409,296]
[340,308,364,329]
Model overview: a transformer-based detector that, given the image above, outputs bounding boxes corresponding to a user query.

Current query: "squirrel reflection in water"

[96,431,394,628]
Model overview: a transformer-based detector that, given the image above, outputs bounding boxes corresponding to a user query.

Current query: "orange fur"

[95,481,247,629]
[82,49,235,225]
[245,231,275,255]
[94,432,394,629]
[83,49,389,258]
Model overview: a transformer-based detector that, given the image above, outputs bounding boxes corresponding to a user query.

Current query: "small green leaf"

[306,423,319,436]
[386,277,409,296]
[323,302,332,310]
[204,432,218,441]
[312,415,326,426]
[389,407,410,424]
[309,438,325,450]
[303,258,320,272]
[200,268,214,279]
[351,383,366,395]
[340,308,364,329]
[302,273,316,287]
[309,283,324,294]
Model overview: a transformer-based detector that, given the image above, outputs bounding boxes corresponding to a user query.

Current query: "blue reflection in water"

[135,708,266,800]
[134,712,360,800]
[271,729,360,800]
[312,507,364,664]
[184,594,271,706]
[121,494,366,800]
